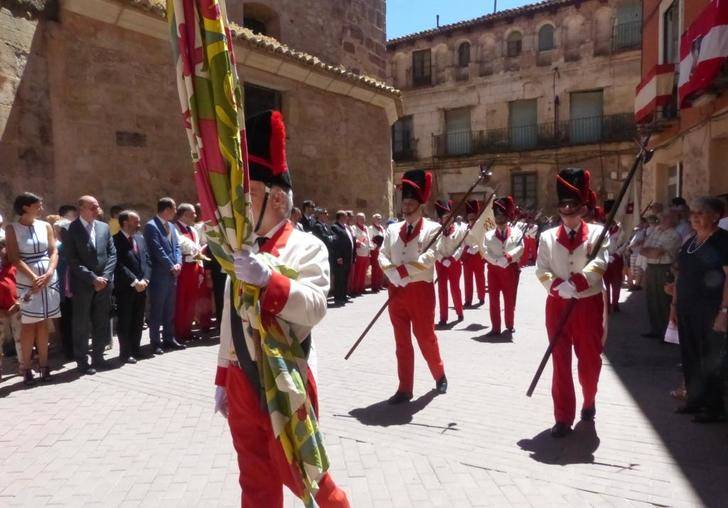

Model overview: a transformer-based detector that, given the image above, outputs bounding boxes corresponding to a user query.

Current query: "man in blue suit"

[143,197,185,354]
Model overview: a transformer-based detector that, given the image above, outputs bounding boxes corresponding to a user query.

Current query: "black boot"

[436,375,448,394]
[387,391,413,405]
[23,369,35,386]
[550,422,571,438]
[40,366,51,383]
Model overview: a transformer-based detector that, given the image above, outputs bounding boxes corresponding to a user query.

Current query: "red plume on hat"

[246,110,292,189]
[494,196,517,220]
[434,199,453,218]
[401,169,432,204]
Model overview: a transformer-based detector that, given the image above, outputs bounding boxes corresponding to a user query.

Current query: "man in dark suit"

[331,210,354,305]
[113,210,151,364]
[65,195,117,374]
[301,200,316,232]
[143,197,185,354]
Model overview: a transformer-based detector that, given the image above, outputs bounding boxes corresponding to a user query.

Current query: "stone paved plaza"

[1,267,727,507]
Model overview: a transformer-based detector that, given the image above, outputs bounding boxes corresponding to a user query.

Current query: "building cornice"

[59,0,403,124]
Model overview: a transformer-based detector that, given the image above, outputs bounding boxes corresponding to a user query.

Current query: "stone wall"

[242,0,387,79]
[0,6,54,210]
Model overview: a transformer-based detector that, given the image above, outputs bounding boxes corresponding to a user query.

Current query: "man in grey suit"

[65,195,117,375]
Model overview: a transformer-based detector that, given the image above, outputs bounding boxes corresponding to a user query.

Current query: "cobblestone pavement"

[1,267,726,507]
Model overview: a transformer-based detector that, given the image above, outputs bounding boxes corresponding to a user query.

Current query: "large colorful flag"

[634,64,676,123]
[678,0,728,107]
[166,1,329,505]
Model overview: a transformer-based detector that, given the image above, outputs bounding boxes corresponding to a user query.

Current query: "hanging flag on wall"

[678,0,728,107]
[635,64,676,123]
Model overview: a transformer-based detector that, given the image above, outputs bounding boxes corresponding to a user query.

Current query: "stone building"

[0,0,399,218]
[387,0,642,214]
[636,0,728,205]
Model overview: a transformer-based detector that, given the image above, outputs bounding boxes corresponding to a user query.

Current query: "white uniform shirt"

[379,217,440,285]
[463,209,489,255]
[483,225,524,266]
[174,221,203,263]
[536,221,609,299]
[368,224,385,250]
[216,221,329,378]
[436,223,466,261]
[353,223,372,257]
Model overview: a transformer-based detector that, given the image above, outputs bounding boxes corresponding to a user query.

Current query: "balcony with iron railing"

[433,114,636,157]
[612,21,642,52]
[393,138,418,162]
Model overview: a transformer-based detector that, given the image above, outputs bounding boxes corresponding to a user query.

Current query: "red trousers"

[435,260,463,322]
[351,255,369,295]
[461,252,486,304]
[175,262,208,339]
[388,281,445,394]
[225,365,350,508]
[546,294,604,425]
[370,249,384,291]
[487,264,520,332]
[604,255,624,309]
[520,237,537,267]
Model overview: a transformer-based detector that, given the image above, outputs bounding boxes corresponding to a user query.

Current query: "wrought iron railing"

[612,21,642,51]
[433,114,636,157]
[393,138,417,162]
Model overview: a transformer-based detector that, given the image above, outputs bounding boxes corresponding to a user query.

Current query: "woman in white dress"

[5,193,60,385]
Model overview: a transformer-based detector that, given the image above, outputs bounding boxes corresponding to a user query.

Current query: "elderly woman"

[670,196,728,422]
[5,193,61,385]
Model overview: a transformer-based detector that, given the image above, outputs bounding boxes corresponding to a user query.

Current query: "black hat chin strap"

[254,185,270,234]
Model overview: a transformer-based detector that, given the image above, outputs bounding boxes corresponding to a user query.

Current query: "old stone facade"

[387,0,642,214]
[0,0,398,219]
[637,0,728,206]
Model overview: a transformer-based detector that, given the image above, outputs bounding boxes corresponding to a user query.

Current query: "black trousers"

[59,298,75,360]
[116,289,146,358]
[677,299,726,415]
[72,286,112,366]
[333,262,351,302]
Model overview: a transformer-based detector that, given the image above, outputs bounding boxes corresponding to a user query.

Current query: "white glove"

[442,258,451,268]
[214,386,228,418]
[233,250,272,287]
[498,257,510,268]
[467,246,479,255]
[556,281,577,299]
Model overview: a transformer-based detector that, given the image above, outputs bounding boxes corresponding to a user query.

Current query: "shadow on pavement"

[460,323,488,332]
[471,332,513,344]
[0,364,83,398]
[604,289,728,504]
[346,390,439,427]
[517,421,600,466]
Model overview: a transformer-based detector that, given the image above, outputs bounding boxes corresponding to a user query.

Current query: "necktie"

[568,229,576,242]
[407,224,413,237]
[131,236,139,254]
[86,221,96,248]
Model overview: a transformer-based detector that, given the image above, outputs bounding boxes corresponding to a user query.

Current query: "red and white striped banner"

[634,64,676,123]
[678,0,728,107]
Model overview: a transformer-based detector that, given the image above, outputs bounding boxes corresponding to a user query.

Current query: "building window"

[244,17,267,35]
[506,31,523,57]
[512,172,538,210]
[392,116,415,161]
[570,90,603,144]
[244,83,282,119]
[538,25,555,51]
[457,42,471,67]
[662,2,679,64]
[412,49,432,87]
[613,2,642,50]
[509,99,538,149]
[445,108,471,156]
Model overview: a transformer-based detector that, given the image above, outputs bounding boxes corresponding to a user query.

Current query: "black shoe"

[40,366,51,383]
[436,320,447,328]
[387,391,413,404]
[675,404,702,414]
[506,328,515,334]
[581,406,596,421]
[153,347,164,355]
[463,302,473,308]
[456,314,464,322]
[78,366,96,376]
[436,375,448,394]
[550,422,571,438]
[164,339,186,350]
[484,330,501,338]
[477,299,485,306]
[23,370,35,386]
[692,412,727,423]
[124,357,138,365]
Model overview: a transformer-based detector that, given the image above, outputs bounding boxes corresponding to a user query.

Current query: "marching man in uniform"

[214,110,350,507]
[380,169,448,404]
[535,168,609,438]
[351,212,372,296]
[434,199,465,327]
[461,200,489,307]
[368,214,386,292]
[483,196,524,338]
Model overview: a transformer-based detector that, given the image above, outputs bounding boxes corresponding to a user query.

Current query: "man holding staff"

[535,168,609,438]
